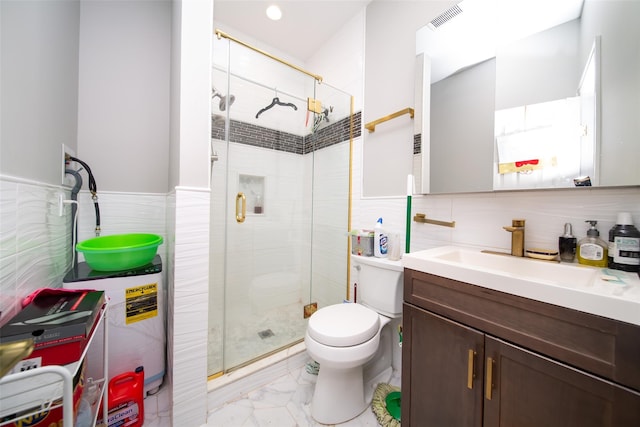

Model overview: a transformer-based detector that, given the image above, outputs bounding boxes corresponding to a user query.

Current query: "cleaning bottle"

[374,218,388,258]
[106,366,145,427]
[608,212,640,272]
[577,220,608,267]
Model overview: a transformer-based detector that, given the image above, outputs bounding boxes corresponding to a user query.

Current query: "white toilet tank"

[352,255,403,318]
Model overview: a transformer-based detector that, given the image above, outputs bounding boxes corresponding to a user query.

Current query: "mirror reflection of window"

[493,37,598,191]
[493,97,583,190]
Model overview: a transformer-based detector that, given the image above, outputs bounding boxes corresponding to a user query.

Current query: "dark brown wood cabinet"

[402,268,640,427]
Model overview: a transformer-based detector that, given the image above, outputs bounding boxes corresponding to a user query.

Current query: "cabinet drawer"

[404,268,640,392]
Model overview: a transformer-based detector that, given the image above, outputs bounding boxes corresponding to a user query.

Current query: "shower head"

[219,94,235,111]
[212,87,235,111]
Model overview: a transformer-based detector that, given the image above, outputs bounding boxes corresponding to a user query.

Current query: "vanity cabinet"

[402,269,640,426]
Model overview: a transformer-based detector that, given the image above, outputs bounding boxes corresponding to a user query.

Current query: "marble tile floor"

[143,386,172,427]
[203,363,401,427]
[142,360,401,427]
[209,300,309,372]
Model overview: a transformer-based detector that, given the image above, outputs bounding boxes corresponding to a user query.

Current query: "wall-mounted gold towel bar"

[413,213,456,228]
[364,108,414,132]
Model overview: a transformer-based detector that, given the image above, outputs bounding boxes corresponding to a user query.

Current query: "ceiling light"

[266,5,282,21]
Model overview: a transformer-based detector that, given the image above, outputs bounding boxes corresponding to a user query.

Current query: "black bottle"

[608,212,640,272]
[559,223,576,262]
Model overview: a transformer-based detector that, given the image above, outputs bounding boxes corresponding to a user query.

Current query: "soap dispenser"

[577,220,608,267]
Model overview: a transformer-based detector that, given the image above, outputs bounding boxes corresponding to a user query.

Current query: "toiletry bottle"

[558,223,576,262]
[608,212,640,272]
[374,218,388,258]
[577,220,608,267]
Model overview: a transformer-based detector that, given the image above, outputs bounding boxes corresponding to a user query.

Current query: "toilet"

[305,255,403,425]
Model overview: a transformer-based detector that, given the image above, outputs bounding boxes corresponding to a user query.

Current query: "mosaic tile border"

[212,111,362,154]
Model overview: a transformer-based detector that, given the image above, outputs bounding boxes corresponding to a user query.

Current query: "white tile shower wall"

[0,176,72,322]
[171,187,210,425]
[211,28,312,138]
[223,143,312,308]
[310,141,351,307]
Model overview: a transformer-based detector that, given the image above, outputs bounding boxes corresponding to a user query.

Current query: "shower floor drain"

[258,329,275,339]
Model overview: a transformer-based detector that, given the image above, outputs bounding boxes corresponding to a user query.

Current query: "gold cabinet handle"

[485,357,494,400]
[467,349,476,389]
[236,192,246,223]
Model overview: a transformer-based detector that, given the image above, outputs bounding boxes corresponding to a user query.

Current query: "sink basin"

[432,247,597,289]
[402,246,640,326]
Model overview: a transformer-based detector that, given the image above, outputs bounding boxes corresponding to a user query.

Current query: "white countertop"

[403,246,640,326]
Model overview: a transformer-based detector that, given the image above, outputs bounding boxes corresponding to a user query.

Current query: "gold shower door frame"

[208,31,354,378]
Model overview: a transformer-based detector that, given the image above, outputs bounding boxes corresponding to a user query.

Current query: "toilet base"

[311,365,368,425]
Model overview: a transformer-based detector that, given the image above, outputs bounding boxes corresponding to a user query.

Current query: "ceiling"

[420,0,585,82]
[215,0,586,78]
[213,0,371,61]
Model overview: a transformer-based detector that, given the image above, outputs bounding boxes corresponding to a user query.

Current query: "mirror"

[416,0,640,194]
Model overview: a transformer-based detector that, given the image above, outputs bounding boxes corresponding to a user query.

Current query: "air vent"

[428,4,463,30]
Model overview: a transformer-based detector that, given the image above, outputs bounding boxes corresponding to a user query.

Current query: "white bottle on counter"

[374,217,388,258]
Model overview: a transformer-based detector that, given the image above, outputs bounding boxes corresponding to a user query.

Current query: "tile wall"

[0,177,71,321]
[351,138,640,261]
[0,175,169,322]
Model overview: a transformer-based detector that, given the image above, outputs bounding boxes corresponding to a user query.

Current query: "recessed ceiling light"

[266,5,282,21]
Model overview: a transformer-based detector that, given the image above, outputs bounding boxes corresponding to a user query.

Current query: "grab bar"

[364,108,414,132]
[413,213,455,228]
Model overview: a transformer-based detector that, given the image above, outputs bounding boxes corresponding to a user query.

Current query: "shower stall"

[208,31,354,376]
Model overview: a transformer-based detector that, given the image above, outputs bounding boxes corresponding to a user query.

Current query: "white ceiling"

[215,0,586,80]
[213,0,370,61]
[418,0,584,82]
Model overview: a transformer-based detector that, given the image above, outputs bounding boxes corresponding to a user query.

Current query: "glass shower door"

[210,37,317,372]
[208,34,354,375]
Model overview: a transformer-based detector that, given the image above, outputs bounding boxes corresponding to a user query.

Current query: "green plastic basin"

[76,233,163,271]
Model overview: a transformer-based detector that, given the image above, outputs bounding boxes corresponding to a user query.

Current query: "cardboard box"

[0,290,105,367]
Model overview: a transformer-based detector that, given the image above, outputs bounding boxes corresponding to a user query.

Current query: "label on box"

[107,402,141,427]
[125,283,158,324]
[8,356,42,375]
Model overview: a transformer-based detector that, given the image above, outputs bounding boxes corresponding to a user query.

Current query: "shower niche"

[239,174,265,214]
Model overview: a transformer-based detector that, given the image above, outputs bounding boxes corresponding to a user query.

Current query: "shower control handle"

[236,192,246,223]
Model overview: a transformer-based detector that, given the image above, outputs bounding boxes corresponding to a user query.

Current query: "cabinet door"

[402,304,484,427]
[484,336,640,427]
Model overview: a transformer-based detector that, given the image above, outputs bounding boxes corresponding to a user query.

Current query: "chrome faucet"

[503,219,525,257]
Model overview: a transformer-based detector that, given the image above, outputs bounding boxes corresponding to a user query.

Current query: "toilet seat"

[308,304,380,347]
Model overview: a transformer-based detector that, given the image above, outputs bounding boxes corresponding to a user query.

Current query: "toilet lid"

[308,304,380,347]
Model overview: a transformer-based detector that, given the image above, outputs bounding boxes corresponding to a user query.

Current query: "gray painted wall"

[78,0,171,193]
[1,0,80,185]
